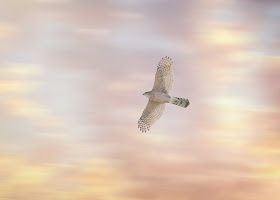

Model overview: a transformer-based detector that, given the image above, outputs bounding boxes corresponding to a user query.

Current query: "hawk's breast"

[150,91,171,103]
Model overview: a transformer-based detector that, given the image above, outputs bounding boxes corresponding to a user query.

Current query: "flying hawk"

[138,56,190,133]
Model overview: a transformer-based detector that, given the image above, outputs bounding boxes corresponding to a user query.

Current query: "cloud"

[0,23,17,39]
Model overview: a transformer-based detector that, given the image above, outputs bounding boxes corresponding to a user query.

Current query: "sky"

[0,0,280,199]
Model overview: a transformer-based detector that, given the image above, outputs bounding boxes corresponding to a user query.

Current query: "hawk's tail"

[170,97,190,108]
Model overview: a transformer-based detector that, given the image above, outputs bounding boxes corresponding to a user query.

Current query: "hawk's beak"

[142,93,145,96]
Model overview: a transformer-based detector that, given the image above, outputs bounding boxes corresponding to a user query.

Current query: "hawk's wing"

[152,56,174,94]
[138,100,165,132]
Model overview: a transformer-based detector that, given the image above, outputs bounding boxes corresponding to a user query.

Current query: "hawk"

[138,56,190,133]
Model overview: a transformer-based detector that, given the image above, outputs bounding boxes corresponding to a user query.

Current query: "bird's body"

[138,56,190,133]
[144,91,170,103]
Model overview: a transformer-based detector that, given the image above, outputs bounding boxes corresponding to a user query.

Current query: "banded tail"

[170,97,190,108]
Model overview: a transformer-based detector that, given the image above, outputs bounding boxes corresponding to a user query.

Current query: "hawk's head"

[143,91,151,98]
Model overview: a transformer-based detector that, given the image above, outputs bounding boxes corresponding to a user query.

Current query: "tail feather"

[171,97,190,108]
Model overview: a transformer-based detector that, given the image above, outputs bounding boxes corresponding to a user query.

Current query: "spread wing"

[152,56,174,94]
[138,100,165,132]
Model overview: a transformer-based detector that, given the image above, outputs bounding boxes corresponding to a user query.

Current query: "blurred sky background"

[0,0,280,199]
